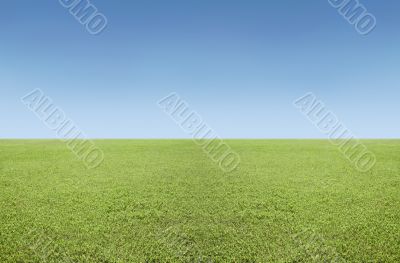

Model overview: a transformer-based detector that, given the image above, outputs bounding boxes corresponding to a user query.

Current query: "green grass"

[0,140,399,262]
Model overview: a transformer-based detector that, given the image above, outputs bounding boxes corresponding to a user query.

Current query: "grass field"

[0,140,399,262]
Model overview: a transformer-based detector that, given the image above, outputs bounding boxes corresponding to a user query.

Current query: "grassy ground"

[0,140,399,262]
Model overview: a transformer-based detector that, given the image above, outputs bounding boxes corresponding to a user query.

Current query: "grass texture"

[0,140,399,262]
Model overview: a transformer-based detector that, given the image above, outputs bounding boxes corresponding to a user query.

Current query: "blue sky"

[1,0,399,138]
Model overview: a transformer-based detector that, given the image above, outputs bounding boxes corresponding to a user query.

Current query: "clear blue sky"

[1,0,399,138]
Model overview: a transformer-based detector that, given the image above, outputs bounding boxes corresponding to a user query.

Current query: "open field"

[0,140,399,262]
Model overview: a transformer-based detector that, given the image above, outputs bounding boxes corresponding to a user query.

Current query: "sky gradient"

[1,0,399,138]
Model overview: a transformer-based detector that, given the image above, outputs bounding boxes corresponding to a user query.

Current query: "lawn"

[0,140,399,262]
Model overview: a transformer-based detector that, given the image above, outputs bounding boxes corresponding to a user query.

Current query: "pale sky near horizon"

[1,0,399,138]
